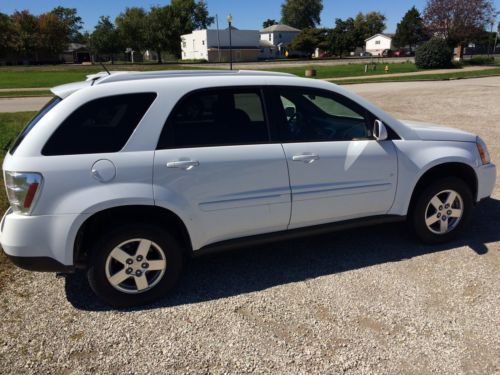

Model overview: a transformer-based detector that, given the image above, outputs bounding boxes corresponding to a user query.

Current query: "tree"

[38,12,68,56]
[146,6,175,63]
[91,16,123,64]
[50,6,84,42]
[262,19,278,28]
[161,0,215,58]
[393,6,427,50]
[423,0,495,49]
[10,10,39,60]
[329,18,356,57]
[290,28,325,57]
[115,7,148,54]
[0,12,15,57]
[353,12,386,47]
[281,0,323,29]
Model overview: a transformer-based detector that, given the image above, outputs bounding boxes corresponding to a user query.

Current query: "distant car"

[394,49,414,57]
[360,52,372,57]
[1,70,496,307]
[382,49,393,57]
[319,52,332,59]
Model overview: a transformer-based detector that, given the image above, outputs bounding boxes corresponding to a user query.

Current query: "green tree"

[38,12,68,56]
[262,19,278,28]
[10,10,39,60]
[393,6,427,50]
[50,6,84,43]
[162,0,215,58]
[281,0,323,29]
[0,12,15,57]
[115,7,148,54]
[146,6,175,63]
[353,12,386,47]
[91,16,123,64]
[290,28,325,57]
[329,18,356,57]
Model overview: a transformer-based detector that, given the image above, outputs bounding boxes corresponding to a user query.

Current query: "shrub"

[467,56,494,65]
[415,38,453,69]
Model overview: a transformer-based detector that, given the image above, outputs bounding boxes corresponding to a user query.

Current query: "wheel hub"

[424,189,464,235]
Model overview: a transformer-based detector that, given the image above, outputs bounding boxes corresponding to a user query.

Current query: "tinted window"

[276,88,372,142]
[158,89,269,148]
[9,97,62,155]
[42,93,156,155]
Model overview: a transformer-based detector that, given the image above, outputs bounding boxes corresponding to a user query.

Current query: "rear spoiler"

[50,71,132,99]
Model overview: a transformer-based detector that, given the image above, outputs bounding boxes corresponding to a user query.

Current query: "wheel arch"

[73,205,193,267]
[407,162,478,216]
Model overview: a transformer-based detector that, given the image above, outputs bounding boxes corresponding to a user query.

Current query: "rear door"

[153,87,291,249]
[267,86,398,229]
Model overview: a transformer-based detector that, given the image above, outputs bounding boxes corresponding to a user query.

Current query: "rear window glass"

[9,97,62,155]
[42,93,156,156]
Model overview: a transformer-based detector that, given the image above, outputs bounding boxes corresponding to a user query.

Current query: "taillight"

[3,171,43,215]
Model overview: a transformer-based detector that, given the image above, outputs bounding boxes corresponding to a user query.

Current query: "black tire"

[87,224,184,308]
[411,177,473,244]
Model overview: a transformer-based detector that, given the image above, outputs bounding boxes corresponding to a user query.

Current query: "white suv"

[1,70,496,307]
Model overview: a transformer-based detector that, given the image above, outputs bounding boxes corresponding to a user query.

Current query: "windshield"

[9,97,62,155]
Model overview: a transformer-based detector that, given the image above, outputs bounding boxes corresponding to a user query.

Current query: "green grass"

[0,64,210,89]
[330,67,500,84]
[0,90,52,98]
[265,62,418,79]
[0,112,35,211]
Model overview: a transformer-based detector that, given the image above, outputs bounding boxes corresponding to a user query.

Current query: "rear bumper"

[0,209,89,271]
[476,163,497,201]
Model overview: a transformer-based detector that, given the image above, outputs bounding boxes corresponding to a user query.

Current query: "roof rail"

[94,69,294,85]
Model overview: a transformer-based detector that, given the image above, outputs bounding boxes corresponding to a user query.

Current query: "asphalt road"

[0,77,499,373]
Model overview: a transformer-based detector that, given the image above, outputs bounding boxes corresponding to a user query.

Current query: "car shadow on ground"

[65,198,500,311]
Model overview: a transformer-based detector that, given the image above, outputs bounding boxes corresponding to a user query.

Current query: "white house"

[259,24,301,58]
[365,34,393,56]
[181,28,261,62]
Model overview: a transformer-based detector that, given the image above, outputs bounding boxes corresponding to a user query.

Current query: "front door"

[269,86,398,229]
[153,87,291,249]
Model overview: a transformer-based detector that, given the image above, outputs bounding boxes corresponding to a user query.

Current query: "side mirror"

[285,107,296,118]
[373,119,388,141]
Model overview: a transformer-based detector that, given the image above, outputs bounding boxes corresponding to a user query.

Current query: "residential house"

[365,34,394,56]
[259,24,301,58]
[181,28,261,62]
[61,43,91,64]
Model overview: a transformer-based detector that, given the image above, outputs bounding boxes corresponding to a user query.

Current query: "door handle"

[166,160,200,170]
[292,154,320,163]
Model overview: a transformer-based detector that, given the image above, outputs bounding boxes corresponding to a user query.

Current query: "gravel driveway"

[1,77,499,374]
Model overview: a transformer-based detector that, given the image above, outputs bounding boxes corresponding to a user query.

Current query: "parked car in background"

[360,51,372,57]
[394,49,414,57]
[1,70,496,307]
[382,49,393,57]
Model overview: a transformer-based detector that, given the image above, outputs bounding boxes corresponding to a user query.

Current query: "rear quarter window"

[42,93,156,156]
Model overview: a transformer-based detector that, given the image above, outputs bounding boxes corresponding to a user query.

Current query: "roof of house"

[365,33,395,42]
[260,24,301,33]
[65,43,88,52]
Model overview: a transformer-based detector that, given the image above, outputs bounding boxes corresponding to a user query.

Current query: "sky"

[1,0,500,33]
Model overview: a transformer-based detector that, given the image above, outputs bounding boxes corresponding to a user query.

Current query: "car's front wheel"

[87,224,183,308]
[411,177,473,244]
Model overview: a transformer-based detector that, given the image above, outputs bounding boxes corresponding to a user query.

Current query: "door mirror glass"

[373,119,388,141]
[284,106,296,118]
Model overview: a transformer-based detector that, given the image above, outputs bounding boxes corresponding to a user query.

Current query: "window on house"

[375,40,381,45]
[202,40,205,45]
[268,34,271,41]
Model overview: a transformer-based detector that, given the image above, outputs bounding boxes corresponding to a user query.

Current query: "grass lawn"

[0,90,53,98]
[265,62,418,79]
[0,64,209,89]
[0,112,35,212]
[330,67,500,84]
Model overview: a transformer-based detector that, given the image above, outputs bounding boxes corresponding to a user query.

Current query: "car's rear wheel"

[87,224,183,308]
[411,177,473,244]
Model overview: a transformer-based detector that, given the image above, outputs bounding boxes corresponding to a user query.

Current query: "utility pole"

[227,14,233,70]
[216,14,221,63]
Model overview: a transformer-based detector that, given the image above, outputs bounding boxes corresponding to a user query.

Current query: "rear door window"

[9,97,62,155]
[42,93,156,156]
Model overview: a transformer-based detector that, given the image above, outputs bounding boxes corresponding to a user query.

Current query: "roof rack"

[93,69,294,85]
